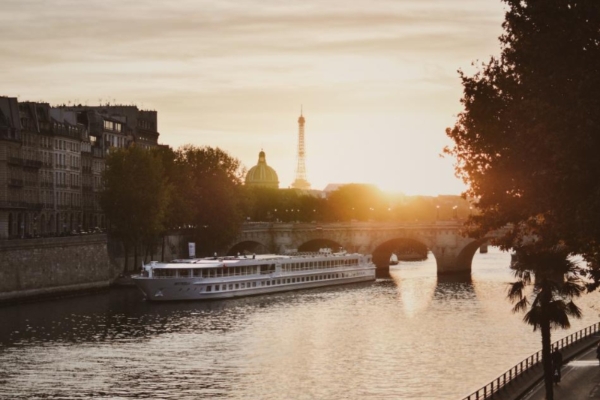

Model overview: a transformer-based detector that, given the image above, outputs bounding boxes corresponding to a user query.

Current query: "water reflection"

[390,264,436,318]
[1,248,599,400]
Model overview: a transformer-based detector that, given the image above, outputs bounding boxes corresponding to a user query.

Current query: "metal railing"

[462,322,600,400]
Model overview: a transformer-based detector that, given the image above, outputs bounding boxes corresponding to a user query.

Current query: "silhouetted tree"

[445,4,599,397]
[445,0,600,259]
[327,184,386,222]
[101,147,170,271]
[174,145,245,255]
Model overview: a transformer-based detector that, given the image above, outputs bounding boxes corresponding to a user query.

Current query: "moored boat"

[132,248,376,301]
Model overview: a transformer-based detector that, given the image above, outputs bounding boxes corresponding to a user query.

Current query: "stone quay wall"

[0,234,119,303]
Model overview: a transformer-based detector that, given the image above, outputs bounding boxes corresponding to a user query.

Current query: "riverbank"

[0,234,118,304]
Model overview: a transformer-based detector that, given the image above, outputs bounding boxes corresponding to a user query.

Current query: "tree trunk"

[541,318,553,400]
[541,282,554,400]
[123,242,129,273]
[161,234,166,262]
[134,242,138,273]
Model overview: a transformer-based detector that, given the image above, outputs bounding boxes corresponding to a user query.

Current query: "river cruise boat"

[133,248,376,301]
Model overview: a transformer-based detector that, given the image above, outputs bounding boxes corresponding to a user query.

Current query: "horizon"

[1,0,507,196]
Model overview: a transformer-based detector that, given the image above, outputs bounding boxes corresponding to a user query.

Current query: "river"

[1,247,599,399]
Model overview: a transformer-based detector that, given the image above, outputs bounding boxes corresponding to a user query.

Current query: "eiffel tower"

[291,106,311,190]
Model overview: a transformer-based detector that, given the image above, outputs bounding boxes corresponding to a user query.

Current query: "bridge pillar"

[431,247,472,274]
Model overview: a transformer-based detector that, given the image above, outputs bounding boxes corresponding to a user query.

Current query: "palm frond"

[512,296,530,314]
[560,280,585,298]
[565,301,583,319]
[523,307,542,331]
[507,281,526,302]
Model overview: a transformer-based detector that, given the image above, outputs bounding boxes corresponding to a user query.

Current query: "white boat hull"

[134,270,375,301]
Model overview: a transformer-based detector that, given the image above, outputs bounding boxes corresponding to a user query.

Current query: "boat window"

[235,283,239,289]
[266,281,271,286]
[206,285,212,292]
[252,282,257,287]
[215,284,220,291]
[155,269,176,278]
[260,264,270,274]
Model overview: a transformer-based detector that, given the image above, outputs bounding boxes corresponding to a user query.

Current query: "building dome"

[245,150,279,189]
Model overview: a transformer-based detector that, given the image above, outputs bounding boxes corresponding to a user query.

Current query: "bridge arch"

[297,238,344,253]
[455,239,488,270]
[227,240,270,256]
[371,236,434,278]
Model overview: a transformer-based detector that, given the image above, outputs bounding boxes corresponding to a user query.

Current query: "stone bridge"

[229,221,499,277]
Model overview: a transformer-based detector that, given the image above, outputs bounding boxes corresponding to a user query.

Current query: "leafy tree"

[445,3,599,398]
[445,0,600,257]
[174,145,245,256]
[327,184,386,222]
[507,248,584,400]
[100,147,170,271]
[150,145,182,260]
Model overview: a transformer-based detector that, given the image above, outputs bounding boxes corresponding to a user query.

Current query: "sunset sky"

[1,0,506,196]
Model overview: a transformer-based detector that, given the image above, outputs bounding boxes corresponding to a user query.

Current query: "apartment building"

[0,98,160,239]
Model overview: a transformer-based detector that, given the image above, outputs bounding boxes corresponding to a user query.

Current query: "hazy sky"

[1,0,506,195]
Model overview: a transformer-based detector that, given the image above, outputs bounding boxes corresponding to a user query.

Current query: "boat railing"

[461,322,600,400]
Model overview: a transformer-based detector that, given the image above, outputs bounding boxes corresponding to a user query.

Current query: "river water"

[1,248,600,400]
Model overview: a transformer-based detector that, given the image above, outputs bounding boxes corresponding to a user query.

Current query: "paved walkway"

[523,343,600,400]
[467,334,600,400]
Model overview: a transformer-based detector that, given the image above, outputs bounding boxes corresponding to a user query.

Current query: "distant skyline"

[1,0,506,195]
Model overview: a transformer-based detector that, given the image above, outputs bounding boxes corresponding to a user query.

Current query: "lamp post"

[436,205,440,220]
[452,205,458,219]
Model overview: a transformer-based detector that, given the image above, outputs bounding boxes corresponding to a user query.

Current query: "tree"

[173,145,245,255]
[100,147,170,271]
[445,3,599,398]
[445,0,600,257]
[507,248,584,400]
[327,184,386,222]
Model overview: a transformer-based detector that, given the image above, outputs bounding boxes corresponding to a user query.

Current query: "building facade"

[0,98,160,239]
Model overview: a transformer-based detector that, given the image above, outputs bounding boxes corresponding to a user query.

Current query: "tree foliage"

[445,0,600,257]
[172,145,246,255]
[446,3,600,398]
[100,146,170,270]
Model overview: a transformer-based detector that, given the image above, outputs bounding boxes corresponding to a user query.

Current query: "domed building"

[245,150,279,189]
